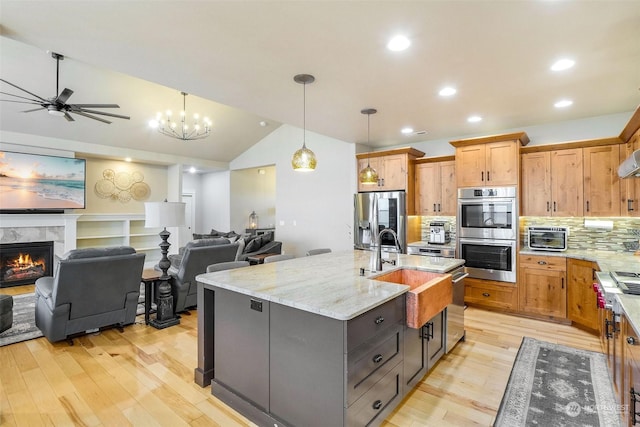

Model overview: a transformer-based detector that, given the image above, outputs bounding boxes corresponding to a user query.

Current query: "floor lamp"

[145,201,186,329]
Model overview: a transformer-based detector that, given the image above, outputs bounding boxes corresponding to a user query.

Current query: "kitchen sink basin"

[373,268,452,329]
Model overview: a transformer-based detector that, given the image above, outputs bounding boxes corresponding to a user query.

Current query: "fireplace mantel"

[0,213,80,255]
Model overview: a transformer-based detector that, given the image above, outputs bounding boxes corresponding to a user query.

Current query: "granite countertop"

[196,249,465,321]
[408,240,456,250]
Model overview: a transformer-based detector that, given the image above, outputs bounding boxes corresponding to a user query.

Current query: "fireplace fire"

[0,241,54,287]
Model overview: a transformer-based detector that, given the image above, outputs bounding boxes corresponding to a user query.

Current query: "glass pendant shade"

[359,162,379,185]
[292,143,317,171]
[358,108,379,184]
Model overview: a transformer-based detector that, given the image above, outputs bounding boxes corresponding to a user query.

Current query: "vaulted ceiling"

[1,1,639,167]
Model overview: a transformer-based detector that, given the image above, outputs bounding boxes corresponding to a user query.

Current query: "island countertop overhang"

[196,249,464,321]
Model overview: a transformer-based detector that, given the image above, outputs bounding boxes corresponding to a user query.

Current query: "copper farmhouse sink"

[373,269,452,329]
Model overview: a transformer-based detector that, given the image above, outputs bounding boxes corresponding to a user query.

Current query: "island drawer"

[346,325,402,406]
[347,295,404,351]
[464,278,518,311]
[346,361,402,427]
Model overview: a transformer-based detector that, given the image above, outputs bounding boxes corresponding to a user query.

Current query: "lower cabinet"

[567,258,599,331]
[403,310,445,390]
[464,277,518,311]
[623,313,640,426]
[518,255,567,319]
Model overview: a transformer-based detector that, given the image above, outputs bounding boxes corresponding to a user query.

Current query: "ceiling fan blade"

[72,104,121,108]
[64,113,75,122]
[0,99,44,106]
[0,79,49,103]
[55,88,74,104]
[71,110,112,124]
[73,108,130,120]
[22,107,47,113]
[0,91,45,103]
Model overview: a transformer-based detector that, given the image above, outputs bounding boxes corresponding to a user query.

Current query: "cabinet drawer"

[346,361,402,427]
[465,279,518,310]
[520,255,566,271]
[347,296,404,351]
[347,325,402,406]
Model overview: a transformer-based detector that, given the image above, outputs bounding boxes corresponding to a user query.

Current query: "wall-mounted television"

[0,150,86,213]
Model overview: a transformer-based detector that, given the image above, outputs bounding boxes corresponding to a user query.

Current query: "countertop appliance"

[407,243,455,258]
[429,221,451,244]
[457,186,517,282]
[610,271,640,295]
[527,226,568,251]
[354,191,406,253]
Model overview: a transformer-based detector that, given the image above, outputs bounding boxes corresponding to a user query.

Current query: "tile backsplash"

[520,217,640,253]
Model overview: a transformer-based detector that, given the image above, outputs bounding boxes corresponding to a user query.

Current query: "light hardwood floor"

[0,287,602,427]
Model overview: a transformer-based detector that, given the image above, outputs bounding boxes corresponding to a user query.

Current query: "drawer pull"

[628,337,637,345]
[374,316,385,325]
[537,260,547,265]
[373,354,383,364]
[482,292,490,297]
[372,400,382,410]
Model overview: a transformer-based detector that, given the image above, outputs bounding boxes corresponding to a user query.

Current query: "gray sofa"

[35,246,145,343]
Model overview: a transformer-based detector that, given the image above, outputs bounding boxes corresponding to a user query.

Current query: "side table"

[141,268,160,325]
[247,253,280,265]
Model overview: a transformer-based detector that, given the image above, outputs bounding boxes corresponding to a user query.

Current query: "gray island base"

[195,250,464,427]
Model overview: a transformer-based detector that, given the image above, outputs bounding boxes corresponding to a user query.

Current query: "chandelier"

[149,92,212,141]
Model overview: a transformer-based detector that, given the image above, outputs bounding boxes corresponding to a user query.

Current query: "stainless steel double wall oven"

[457,187,518,282]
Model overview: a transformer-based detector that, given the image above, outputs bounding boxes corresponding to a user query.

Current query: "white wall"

[199,170,232,234]
[230,166,276,233]
[231,124,357,257]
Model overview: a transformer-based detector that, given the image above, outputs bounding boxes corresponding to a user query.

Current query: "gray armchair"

[35,246,145,343]
[170,240,239,313]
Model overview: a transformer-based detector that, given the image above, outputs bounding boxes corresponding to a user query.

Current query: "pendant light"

[359,108,379,185]
[291,74,317,172]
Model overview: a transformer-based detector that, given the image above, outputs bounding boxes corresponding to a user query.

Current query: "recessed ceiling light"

[554,99,573,108]
[124,157,132,162]
[439,87,457,97]
[467,115,482,123]
[551,58,575,71]
[401,127,414,135]
[189,166,196,173]
[259,121,268,127]
[387,35,411,52]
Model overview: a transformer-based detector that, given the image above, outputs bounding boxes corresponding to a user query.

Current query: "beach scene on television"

[0,151,85,210]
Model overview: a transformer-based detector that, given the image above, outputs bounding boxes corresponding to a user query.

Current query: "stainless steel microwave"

[527,226,568,251]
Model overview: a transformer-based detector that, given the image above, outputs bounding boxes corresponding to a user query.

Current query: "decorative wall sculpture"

[95,169,150,203]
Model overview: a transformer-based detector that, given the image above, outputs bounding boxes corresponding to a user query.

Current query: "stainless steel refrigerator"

[354,191,406,252]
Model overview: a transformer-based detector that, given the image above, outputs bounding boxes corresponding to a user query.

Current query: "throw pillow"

[209,228,222,236]
[243,236,262,254]
[261,231,274,244]
[227,235,239,244]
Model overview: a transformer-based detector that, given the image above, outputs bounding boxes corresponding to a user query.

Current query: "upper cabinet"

[521,140,622,217]
[356,147,424,193]
[450,132,529,188]
[522,149,584,216]
[415,156,456,216]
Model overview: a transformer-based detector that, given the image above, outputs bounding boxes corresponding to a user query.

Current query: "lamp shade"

[144,201,186,228]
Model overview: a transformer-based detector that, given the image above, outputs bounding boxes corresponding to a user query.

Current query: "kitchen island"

[194,250,464,427]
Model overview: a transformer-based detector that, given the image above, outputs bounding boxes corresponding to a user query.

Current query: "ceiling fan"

[0,52,130,124]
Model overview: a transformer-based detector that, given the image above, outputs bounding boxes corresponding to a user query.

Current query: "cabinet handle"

[437,203,441,212]
[546,201,550,212]
[374,316,385,325]
[561,277,564,289]
[487,171,490,181]
[553,201,557,212]
[373,354,383,364]
[380,178,385,187]
[481,171,484,181]
[604,318,613,339]
[537,260,547,265]
[372,400,383,410]
[433,203,437,212]
[586,201,590,212]
[482,292,490,297]
[629,337,637,345]
[629,200,635,212]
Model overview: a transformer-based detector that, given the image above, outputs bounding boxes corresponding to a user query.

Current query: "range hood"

[619,149,640,178]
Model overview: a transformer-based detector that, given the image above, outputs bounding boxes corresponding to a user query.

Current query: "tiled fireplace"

[0,241,54,287]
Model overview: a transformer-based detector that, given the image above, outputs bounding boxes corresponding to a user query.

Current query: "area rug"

[494,337,621,426]
[0,293,42,347]
[0,285,151,347]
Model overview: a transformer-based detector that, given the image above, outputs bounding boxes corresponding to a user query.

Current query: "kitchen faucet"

[371,228,402,272]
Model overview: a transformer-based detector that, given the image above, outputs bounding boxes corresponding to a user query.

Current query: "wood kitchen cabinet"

[521,149,584,216]
[415,156,456,216]
[567,258,599,332]
[583,144,621,216]
[623,313,640,425]
[403,310,445,391]
[518,254,567,319]
[464,277,518,312]
[356,147,425,214]
[450,132,529,188]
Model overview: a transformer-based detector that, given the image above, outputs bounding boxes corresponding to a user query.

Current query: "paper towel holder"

[584,219,614,231]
